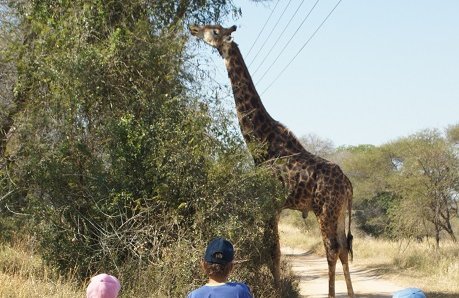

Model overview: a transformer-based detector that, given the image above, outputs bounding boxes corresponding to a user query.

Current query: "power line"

[251,0,308,77]
[255,0,321,86]
[245,0,280,59]
[248,0,294,68]
[261,0,343,95]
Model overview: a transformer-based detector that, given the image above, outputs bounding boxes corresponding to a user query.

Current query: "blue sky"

[202,0,459,146]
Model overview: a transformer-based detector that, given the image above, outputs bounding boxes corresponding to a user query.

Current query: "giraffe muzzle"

[189,25,200,36]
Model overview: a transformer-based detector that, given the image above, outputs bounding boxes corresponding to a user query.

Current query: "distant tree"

[341,144,397,237]
[341,130,459,245]
[299,133,335,158]
[386,130,459,247]
[446,123,459,145]
[447,124,459,218]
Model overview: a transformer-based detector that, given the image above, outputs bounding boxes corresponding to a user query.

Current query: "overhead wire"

[251,0,308,77]
[245,0,281,59]
[261,0,344,95]
[255,0,321,86]
[248,0,294,68]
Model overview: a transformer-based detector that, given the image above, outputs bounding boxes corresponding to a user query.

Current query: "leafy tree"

[0,0,23,241]
[341,144,398,236]
[0,1,298,297]
[446,123,459,145]
[342,130,459,245]
[0,1,19,154]
[386,130,459,247]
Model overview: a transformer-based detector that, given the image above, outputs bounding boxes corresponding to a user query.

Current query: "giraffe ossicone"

[190,24,355,298]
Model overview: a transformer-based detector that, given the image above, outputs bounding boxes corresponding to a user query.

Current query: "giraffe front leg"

[264,212,281,286]
[271,232,281,286]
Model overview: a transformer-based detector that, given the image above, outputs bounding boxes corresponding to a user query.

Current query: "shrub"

[1,1,300,296]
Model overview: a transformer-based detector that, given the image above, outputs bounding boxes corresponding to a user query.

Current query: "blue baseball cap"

[204,237,234,264]
[393,288,426,298]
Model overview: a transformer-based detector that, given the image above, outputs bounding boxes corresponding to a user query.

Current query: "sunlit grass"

[0,239,84,298]
[279,209,459,295]
[352,236,459,293]
[1,212,457,297]
[0,271,84,298]
[279,210,324,257]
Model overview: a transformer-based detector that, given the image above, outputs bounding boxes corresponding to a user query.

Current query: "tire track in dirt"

[282,247,404,298]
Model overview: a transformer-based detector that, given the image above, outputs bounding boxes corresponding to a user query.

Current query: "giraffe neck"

[222,42,273,138]
[221,42,308,161]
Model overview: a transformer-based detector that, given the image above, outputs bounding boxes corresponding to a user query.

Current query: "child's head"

[86,273,121,298]
[201,237,234,280]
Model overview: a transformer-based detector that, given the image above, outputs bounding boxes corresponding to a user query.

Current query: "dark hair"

[202,260,232,279]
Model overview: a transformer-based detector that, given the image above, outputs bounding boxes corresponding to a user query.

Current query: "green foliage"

[393,241,459,277]
[341,129,459,243]
[385,130,459,244]
[0,1,298,296]
[356,192,396,237]
[446,123,459,145]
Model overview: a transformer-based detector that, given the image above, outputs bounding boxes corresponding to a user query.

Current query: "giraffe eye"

[213,29,220,36]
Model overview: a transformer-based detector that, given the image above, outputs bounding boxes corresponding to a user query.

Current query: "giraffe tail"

[347,191,354,262]
[347,230,353,262]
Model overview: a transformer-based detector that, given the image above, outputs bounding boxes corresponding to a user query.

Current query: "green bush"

[0,1,300,296]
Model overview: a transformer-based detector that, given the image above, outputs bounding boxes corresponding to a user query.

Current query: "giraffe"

[190,24,354,298]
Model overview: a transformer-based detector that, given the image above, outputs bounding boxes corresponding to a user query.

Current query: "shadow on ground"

[300,294,458,298]
[300,295,392,298]
[286,249,459,298]
[355,263,398,276]
[282,250,315,257]
[426,292,459,298]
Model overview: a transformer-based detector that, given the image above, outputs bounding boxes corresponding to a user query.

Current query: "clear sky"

[202,0,459,147]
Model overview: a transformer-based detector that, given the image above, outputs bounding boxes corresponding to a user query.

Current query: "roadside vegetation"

[279,210,459,297]
[1,1,458,297]
[0,1,298,297]
[0,238,83,297]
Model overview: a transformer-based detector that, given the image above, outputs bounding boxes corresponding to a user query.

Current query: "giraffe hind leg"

[338,213,354,297]
[339,248,354,297]
[324,239,339,298]
[319,221,340,297]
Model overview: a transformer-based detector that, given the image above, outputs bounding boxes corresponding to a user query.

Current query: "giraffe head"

[189,24,237,56]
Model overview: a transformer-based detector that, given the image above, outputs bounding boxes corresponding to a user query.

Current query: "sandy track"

[282,247,404,298]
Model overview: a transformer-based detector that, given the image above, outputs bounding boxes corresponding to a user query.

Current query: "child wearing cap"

[187,237,253,298]
[86,273,121,298]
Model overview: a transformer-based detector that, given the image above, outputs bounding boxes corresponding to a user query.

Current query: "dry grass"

[279,210,323,255]
[353,237,459,294]
[279,209,459,296]
[0,271,84,298]
[1,211,457,297]
[0,240,84,298]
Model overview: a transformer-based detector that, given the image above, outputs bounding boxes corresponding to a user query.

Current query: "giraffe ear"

[224,26,236,43]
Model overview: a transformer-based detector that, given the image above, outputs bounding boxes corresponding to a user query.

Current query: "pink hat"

[86,273,121,298]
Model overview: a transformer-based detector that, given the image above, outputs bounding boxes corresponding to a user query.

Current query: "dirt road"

[282,247,404,298]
